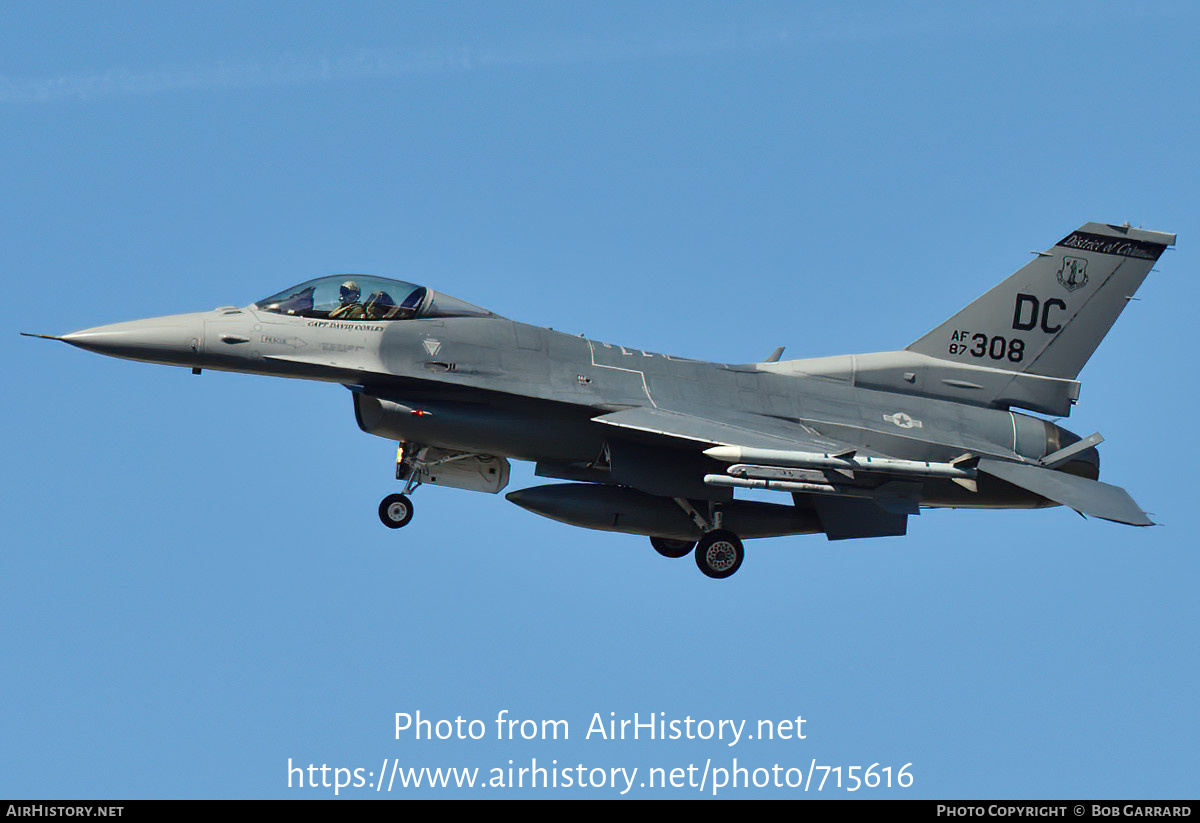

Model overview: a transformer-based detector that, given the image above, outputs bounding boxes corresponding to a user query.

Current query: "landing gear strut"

[669,498,746,578]
[378,442,424,530]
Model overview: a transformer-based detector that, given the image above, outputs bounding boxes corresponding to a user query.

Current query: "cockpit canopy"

[254,275,497,322]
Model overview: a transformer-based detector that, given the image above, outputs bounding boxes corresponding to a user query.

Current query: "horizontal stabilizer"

[977,459,1153,526]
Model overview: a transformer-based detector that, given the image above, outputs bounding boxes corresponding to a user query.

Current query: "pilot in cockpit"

[329,280,365,319]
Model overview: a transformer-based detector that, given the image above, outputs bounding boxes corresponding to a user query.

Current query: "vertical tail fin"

[907,222,1175,380]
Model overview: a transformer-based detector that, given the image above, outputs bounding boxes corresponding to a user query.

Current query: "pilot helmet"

[339,280,361,303]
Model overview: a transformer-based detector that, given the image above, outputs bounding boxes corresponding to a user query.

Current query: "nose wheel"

[378,493,414,529]
[379,441,425,530]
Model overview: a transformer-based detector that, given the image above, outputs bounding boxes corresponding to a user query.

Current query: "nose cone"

[62,313,205,367]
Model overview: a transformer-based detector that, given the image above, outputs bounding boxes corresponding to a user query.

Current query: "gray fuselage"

[188,308,1079,509]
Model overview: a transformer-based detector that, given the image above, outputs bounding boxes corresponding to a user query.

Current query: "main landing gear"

[694,531,744,579]
[649,537,695,558]
[648,531,745,578]
[650,500,746,579]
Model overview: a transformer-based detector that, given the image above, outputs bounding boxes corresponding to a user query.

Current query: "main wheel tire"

[650,536,696,558]
[378,493,414,529]
[694,530,744,579]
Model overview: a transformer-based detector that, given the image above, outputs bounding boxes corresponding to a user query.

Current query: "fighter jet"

[26,221,1172,578]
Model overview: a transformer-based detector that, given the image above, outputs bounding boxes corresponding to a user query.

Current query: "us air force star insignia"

[884,412,922,429]
[422,338,442,357]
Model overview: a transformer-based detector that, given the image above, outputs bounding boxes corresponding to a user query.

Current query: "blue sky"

[3,1,1197,798]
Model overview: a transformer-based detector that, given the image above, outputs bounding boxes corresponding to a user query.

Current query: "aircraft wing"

[591,406,848,453]
[590,406,1153,536]
[592,406,908,540]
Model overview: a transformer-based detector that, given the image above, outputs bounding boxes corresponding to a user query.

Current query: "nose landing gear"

[377,442,423,530]
[378,493,414,529]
